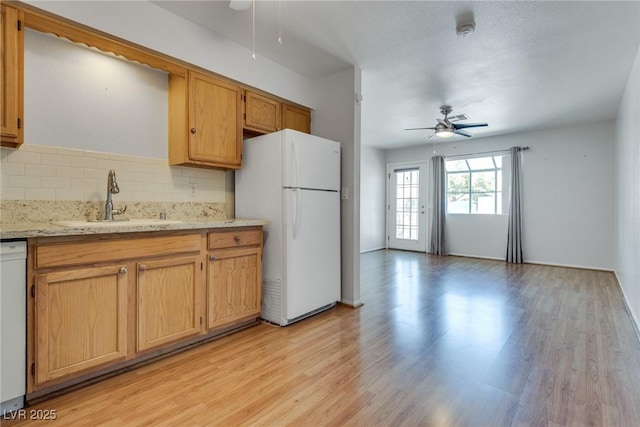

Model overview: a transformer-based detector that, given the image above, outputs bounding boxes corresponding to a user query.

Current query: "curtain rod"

[444,146,529,160]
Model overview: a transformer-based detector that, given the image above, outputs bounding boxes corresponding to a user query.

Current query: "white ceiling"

[153,1,640,149]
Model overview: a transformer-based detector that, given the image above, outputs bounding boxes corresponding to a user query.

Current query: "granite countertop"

[0,218,269,239]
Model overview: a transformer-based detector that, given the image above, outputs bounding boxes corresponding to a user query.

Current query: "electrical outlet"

[189,182,197,197]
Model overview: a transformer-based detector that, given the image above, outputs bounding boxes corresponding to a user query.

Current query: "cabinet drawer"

[35,234,201,269]
[208,228,262,250]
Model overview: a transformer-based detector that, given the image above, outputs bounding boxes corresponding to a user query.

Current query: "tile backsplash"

[0,144,231,222]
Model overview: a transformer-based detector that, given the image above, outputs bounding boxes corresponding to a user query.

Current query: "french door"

[387,162,428,252]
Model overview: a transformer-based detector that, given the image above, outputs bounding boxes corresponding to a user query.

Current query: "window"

[446,155,507,214]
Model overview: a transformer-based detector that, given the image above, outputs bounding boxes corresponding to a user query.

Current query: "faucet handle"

[112,205,127,216]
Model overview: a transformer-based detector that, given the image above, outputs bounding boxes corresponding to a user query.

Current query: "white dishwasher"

[1,241,26,414]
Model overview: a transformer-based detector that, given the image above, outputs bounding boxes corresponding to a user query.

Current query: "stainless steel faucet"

[104,170,127,221]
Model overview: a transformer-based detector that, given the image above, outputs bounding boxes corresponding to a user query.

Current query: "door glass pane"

[394,169,419,241]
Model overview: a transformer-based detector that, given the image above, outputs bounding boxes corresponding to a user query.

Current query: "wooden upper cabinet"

[282,103,311,134]
[242,90,311,136]
[169,70,243,170]
[1,4,24,148]
[243,90,281,133]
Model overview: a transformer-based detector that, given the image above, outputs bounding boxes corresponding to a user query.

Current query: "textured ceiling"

[154,1,640,149]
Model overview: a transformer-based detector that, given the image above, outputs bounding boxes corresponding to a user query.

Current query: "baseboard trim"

[446,253,614,272]
[613,270,640,344]
[360,247,385,254]
[447,252,504,261]
[339,300,364,309]
[523,260,614,272]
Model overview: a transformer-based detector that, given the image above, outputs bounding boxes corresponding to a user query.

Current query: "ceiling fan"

[406,105,488,138]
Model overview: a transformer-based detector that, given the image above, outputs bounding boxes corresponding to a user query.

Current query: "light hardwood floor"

[6,250,640,426]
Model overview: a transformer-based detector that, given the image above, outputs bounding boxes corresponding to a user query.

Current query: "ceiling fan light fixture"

[436,128,454,138]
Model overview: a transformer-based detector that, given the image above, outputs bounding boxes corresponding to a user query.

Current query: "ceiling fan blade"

[453,122,488,129]
[405,127,436,131]
[437,119,448,127]
[454,129,472,138]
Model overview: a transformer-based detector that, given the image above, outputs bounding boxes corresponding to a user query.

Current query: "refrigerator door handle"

[291,139,300,188]
[292,188,301,239]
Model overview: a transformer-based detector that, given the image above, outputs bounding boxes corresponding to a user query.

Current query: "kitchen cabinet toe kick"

[25,227,263,400]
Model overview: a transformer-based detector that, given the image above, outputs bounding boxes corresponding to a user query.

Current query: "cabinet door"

[34,265,128,385]
[244,91,280,133]
[0,4,24,148]
[188,71,242,168]
[282,104,311,134]
[137,256,201,352]
[208,247,262,330]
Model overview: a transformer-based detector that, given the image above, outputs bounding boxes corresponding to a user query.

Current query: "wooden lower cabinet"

[208,247,262,330]
[33,264,128,385]
[137,256,201,352]
[27,227,263,399]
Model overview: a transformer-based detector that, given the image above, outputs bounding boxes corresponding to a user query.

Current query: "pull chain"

[278,0,283,45]
[252,0,256,59]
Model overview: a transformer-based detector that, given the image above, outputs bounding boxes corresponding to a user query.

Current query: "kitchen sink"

[54,219,183,228]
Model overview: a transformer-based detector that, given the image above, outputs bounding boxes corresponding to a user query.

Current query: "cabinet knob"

[119,266,127,274]
[139,264,147,271]
[234,236,241,244]
[190,128,197,134]
[209,255,216,261]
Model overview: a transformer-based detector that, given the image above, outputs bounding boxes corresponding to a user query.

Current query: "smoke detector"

[456,21,475,37]
[229,0,251,11]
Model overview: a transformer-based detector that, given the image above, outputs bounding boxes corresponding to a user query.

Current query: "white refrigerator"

[235,129,341,326]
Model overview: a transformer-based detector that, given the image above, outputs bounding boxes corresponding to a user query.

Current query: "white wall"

[27,1,316,109]
[385,121,616,269]
[313,67,362,307]
[360,146,386,252]
[25,30,168,159]
[446,215,507,260]
[614,46,640,329]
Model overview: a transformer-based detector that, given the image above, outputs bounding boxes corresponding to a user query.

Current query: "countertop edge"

[0,219,269,239]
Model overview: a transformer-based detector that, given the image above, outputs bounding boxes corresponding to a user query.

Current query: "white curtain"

[506,146,523,263]
[430,155,446,255]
